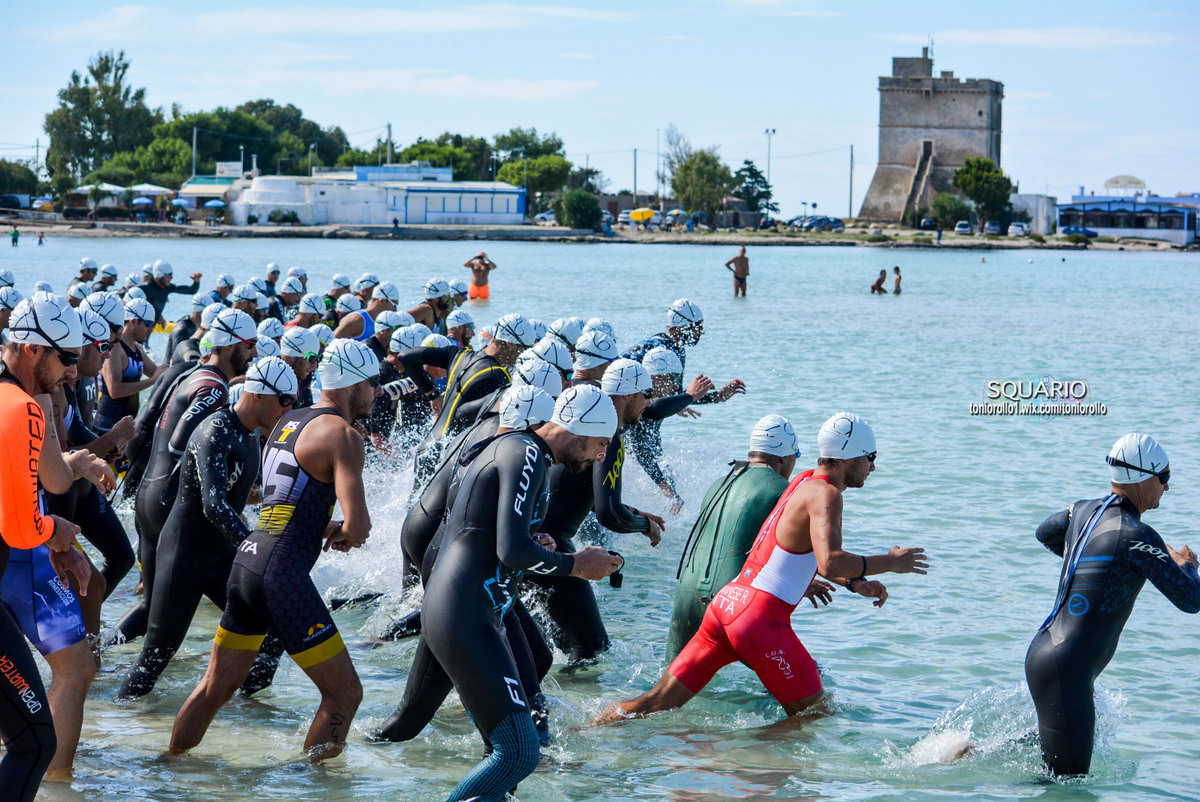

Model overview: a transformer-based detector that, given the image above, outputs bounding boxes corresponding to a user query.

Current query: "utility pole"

[309,143,315,176]
[34,139,39,175]
[239,145,244,176]
[192,127,197,178]
[764,128,775,186]
[656,128,661,211]
[633,148,637,207]
[848,144,854,219]
[386,122,393,165]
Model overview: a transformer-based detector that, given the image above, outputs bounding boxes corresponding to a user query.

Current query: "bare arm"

[325,426,371,550]
[333,314,365,340]
[139,343,160,377]
[100,343,156,398]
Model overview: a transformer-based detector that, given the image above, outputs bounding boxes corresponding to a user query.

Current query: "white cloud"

[878,26,1178,49]
[41,4,156,45]
[559,52,595,59]
[779,10,843,18]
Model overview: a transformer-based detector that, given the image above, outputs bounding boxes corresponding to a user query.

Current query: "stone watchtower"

[858,48,1003,223]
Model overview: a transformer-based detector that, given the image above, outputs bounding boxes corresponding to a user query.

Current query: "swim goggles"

[1106,456,1169,486]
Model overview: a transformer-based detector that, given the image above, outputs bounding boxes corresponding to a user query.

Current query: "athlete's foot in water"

[530,693,553,747]
[43,768,75,783]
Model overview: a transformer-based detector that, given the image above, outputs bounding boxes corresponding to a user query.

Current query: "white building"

[229,163,526,226]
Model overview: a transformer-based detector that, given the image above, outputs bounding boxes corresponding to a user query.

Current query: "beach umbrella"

[667,209,685,216]
[629,207,655,222]
[204,199,226,208]
[131,197,153,206]
[170,198,192,207]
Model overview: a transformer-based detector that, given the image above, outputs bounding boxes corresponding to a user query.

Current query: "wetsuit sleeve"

[641,392,693,421]
[1035,509,1071,556]
[593,436,650,533]
[693,389,720,405]
[169,280,200,295]
[1128,523,1200,613]
[396,346,459,395]
[0,388,55,547]
[66,405,100,449]
[621,338,654,363]
[629,423,671,488]
[193,426,250,545]
[167,377,229,455]
[494,440,574,576]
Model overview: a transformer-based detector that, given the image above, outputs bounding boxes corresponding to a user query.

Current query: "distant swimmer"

[724,246,749,297]
[893,266,902,295]
[170,339,381,759]
[464,250,497,300]
[622,300,745,404]
[870,269,887,294]
[1026,434,1200,777]
[598,412,928,724]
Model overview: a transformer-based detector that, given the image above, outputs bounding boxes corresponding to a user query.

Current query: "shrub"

[247,214,258,225]
[1030,233,1045,243]
[552,189,602,230]
[865,233,890,243]
[1064,233,1091,247]
[268,209,301,225]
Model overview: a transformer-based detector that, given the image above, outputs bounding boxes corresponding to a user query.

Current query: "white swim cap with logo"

[68,284,91,302]
[79,308,109,342]
[1107,433,1169,484]
[207,308,257,346]
[191,292,211,312]
[330,273,351,290]
[374,310,408,330]
[667,298,703,328]
[83,292,123,327]
[336,294,363,314]
[0,287,23,310]
[0,269,12,288]
[201,302,226,329]
[79,257,99,271]
[373,280,399,304]
[389,324,432,353]
[279,277,304,296]
[446,309,474,330]
[255,336,281,358]
[528,318,547,342]
[494,313,536,347]
[584,317,615,339]
[124,298,156,325]
[243,356,298,397]
[422,333,454,347]
[573,329,618,371]
[33,281,53,294]
[215,273,235,288]
[281,326,320,358]
[547,317,585,350]
[9,293,83,349]
[248,276,268,294]
[817,412,876,459]
[551,383,618,438]
[230,284,256,303]
[513,357,564,397]
[532,338,572,372]
[308,323,335,347]
[641,345,683,376]
[424,278,450,299]
[319,338,380,390]
[152,260,173,278]
[751,414,800,458]
[124,286,147,302]
[288,265,307,278]
[601,358,651,396]
[99,263,118,278]
[499,385,555,431]
[299,293,325,316]
[257,318,286,339]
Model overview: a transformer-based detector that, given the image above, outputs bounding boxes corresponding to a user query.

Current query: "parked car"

[983,221,1002,235]
[616,211,632,227]
[825,217,846,233]
[919,217,938,230]
[1061,225,1097,238]
[802,216,830,231]
[601,210,614,224]
[1007,222,1030,237]
[954,220,973,235]
[534,210,556,225]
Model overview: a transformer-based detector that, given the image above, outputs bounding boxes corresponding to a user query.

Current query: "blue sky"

[2,1,1197,217]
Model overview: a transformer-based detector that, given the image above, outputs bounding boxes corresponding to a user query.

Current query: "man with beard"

[407,278,454,335]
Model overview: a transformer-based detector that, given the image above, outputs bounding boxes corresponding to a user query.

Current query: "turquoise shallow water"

[4,238,1200,801]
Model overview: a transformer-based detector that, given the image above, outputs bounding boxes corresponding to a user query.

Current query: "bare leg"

[42,640,97,779]
[170,644,259,753]
[298,649,362,759]
[595,670,695,725]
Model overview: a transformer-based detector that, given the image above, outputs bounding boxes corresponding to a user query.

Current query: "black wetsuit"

[1025,494,1200,775]
[94,340,144,431]
[294,373,315,410]
[418,431,572,801]
[138,278,200,321]
[119,406,260,698]
[166,315,197,359]
[120,361,198,498]
[528,427,650,662]
[399,345,510,484]
[622,334,719,403]
[627,392,697,495]
[218,407,346,667]
[170,335,202,366]
[119,365,229,641]
[363,357,404,443]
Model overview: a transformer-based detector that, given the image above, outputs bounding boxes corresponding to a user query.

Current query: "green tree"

[553,189,602,230]
[658,124,693,191]
[398,139,476,180]
[86,184,107,213]
[43,50,161,179]
[0,160,38,195]
[493,127,563,163]
[496,154,572,197]
[236,99,348,166]
[672,149,734,221]
[154,108,276,174]
[952,157,1013,224]
[732,159,776,214]
[432,132,493,179]
[931,191,972,229]
[567,167,608,195]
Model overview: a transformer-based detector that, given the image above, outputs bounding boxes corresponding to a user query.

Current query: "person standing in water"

[464,251,496,301]
[870,270,887,294]
[724,246,749,297]
[1025,433,1200,777]
[892,267,902,295]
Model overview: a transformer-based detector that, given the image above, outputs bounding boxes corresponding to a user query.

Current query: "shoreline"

[5,218,1189,252]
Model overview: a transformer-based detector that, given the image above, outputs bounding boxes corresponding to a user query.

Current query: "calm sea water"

[5,237,1199,801]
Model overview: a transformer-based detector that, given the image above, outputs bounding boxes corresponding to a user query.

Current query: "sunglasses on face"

[1107,456,1170,486]
[304,351,320,365]
[92,340,112,354]
[866,452,877,464]
[10,320,80,366]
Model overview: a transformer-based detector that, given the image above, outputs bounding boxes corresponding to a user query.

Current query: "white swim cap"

[215,273,235,288]
[257,318,285,339]
[124,274,140,289]
[298,293,325,316]
[230,284,256,303]
[386,310,415,328]
[330,272,351,289]
[528,318,547,342]
[82,292,122,327]
[199,332,214,358]
[374,310,407,330]
[547,317,584,350]
[817,412,877,460]
[499,385,556,431]
[9,293,83,349]
[191,292,211,312]
[449,278,469,297]
[266,262,281,275]
[446,309,474,330]
[124,297,156,325]
[308,323,335,347]
[552,384,618,438]
[513,357,564,397]
[1107,433,1169,484]
[373,280,399,304]
[601,358,651,396]
[424,278,450,299]
[584,317,615,339]
[152,259,173,278]
[422,333,454,347]
[281,326,320,359]
[389,324,431,352]
[141,264,153,277]
[336,294,363,314]
[208,309,257,346]
[319,338,380,390]
[79,257,98,271]
[124,286,147,302]
[477,324,495,347]
[279,277,304,296]
[532,338,572,372]
[573,330,618,371]
[357,272,380,289]
[79,308,109,342]
[750,414,800,458]
[33,281,53,293]
[255,336,281,358]
[641,345,683,376]
[0,269,14,288]
[256,292,269,310]
[288,265,307,278]
[201,302,226,329]
[98,263,118,278]
[494,313,536,347]
[248,276,268,294]
[0,287,24,310]
[667,298,703,327]
[227,382,244,405]
[244,356,298,398]
[68,283,90,302]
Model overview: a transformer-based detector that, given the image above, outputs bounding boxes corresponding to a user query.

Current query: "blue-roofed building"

[1057,176,1199,244]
